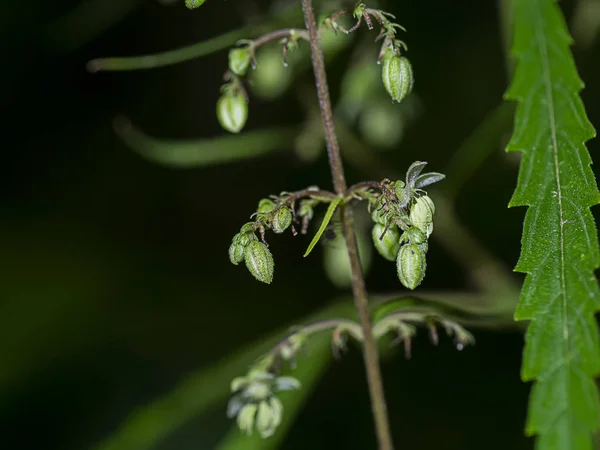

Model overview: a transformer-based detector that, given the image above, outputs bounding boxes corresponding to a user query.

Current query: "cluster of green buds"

[227,371,300,438]
[217,30,309,133]
[368,162,444,289]
[228,188,333,284]
[229,222,275,284]
[226,306,474,437]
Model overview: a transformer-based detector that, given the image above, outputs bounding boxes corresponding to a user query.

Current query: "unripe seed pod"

[272,207,292,233]
[370,200,388,225]
[403,226,427,245]
[409,195,435,237]
[245,241,274,284]
[229,47,251,76]
[418,195,435,214]
[396,243,426,290]
[381,49,414,103]
[229,242,245,265]
[257,198,276,214]
[217,91,248,134]
[372,224,401,262]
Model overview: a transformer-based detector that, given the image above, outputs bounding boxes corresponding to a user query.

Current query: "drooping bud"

[381,48,414,103]
[257,198,276,214]
[372,223,401,262]
[397,243,426,290]
[229,47,252,76]
[271,207,292,234]
[245,241,274,284]
[240,223,255,234]
[238,223,258,246]
[229,242,245,265]
[409,195,435,237]
[217,91,248,134]
[298,200,314,221]
[236,403,258,435]
[255,398,282,438]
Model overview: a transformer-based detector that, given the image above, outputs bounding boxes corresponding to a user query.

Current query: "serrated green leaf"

[505,0,600,448]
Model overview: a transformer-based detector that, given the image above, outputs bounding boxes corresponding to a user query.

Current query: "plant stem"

[301,1,394,449]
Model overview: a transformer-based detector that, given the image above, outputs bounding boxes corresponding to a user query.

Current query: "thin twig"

[301,1,394,449]
[251,28,309,48]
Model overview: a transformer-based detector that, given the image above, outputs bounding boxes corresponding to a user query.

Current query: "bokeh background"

[2,0,599,449]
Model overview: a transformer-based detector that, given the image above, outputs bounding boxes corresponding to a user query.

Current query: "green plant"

[87,0,600,449]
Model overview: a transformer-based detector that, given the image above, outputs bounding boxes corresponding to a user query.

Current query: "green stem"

[302,1,394,449]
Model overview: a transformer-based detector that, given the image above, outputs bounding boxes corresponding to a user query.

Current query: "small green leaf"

[303,197,342,257]
[185,0,206,9]
[506,0,600,448]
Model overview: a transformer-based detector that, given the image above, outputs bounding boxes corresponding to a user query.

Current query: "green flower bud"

[397,243,426,290]
[372,224,401,262]
[298,201,314,220]
[240,223,255,234]
[185,0,206,9]
[257,198,276,214]
[229,47,252,76]
[271,207,292,234]
[409,195,435,237]
[236,224,257,246]
[370,200,388,225]
[255,398,282,438]
[381,49,414,103]
[245,241,274,284]
[229,242,245,265]
[217,91,248,134]
[402,226,427,245]
[394,180,408,206]
[237,403,258,435]
[268,396,283,430]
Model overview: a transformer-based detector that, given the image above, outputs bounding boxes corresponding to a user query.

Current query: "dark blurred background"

[1,0,598,449]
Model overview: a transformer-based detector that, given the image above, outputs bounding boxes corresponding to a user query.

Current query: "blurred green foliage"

[1,0,599,449]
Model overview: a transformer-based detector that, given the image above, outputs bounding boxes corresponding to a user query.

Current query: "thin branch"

[302,1,394,449]
[251,28,309,48]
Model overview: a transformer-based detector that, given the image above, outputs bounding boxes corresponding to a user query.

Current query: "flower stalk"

[301,1,394,449]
